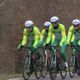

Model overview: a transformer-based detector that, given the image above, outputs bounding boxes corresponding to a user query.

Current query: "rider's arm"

[51,33,55,45]
[78,40,80,45]
[33,27,40,48]
[40,29,45,42]
[60,24,66,46]
[21,28,28,46]
[45,26,52,44]
[67,26,74,45]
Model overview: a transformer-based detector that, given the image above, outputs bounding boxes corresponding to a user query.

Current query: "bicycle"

[41,44,51,78]
[23,47,43,80]
[68,44,80,78]
[49,46,67,80]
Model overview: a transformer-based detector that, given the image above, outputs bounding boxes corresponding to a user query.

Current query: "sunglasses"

[74,25,79,27]
[27,26,33,28]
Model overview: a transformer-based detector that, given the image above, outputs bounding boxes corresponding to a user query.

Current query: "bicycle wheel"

[59,60,67,79]
[68,54,75,78]
[41,50,48,78]
[35,49,42,79]
[49,55,57,80]
[23,50,32,80]
[75,56,80,76]
[77,62,80,76]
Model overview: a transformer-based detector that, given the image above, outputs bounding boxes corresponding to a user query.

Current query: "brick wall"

[0,0,80,74]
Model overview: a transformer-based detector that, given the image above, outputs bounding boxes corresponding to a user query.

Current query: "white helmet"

[25,20,33,27]
[50,16,59,22]
[44,21,51,27]
[72,19,80,25]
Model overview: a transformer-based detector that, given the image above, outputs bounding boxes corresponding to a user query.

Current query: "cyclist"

[17,20,41,74]
[49,16,68,68]
[67,19,80,75]
[67,19,80,46]
[40,21,51,46]
[17,20,40,50]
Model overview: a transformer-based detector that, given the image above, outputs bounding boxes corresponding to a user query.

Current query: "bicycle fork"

[72,48,77,72]
[51,49,57,68]
[28,51,31,66]
[44,50,48,67]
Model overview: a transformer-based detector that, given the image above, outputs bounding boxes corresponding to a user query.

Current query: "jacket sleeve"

[45,26,52,44]
[21,28,27,46]
[51,33,55,45]
[45,31,52,44]
[67,26,74,44]
[78,40,80,45]
[33,27,40,48]
[60,24,66,45]
[40,29,45,42]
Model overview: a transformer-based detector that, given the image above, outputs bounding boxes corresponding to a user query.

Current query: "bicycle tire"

[59,62,67,79]
[49,55,57,80]
[41,50,48,78]
[68,54,75,78]
[35,48,42,79]
[23,52,32,80]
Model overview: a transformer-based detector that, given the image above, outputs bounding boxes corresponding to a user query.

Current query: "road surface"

[8,73,80,80]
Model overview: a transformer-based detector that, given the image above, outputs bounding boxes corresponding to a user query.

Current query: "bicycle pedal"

[37,59,41,62]
[53,62,56,64]
[50,65,54,68]
[26,72,31,75]
[43,60,45,63]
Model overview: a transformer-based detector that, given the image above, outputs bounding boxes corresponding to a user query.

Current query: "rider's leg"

[61,44,68,67]
[28,40,34,51]
[51,39,59,55]
[51,39,60,70]
[74,40,80,72]
[51,39,59,66]
[39,40,43,47]
[51,39,62,54]
[28,40,35,73]
[35,40,42,56]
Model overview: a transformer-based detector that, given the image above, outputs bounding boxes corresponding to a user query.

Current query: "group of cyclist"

[17,16,80,72]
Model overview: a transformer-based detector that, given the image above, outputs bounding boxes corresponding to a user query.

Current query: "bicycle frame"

[72,47,76,66]
[69,44,80,71]
[51,47,57,66]
[51,46,61,65]
[44,50,48,67]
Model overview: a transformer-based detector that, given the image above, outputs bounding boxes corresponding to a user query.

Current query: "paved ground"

[0,73,80,80]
